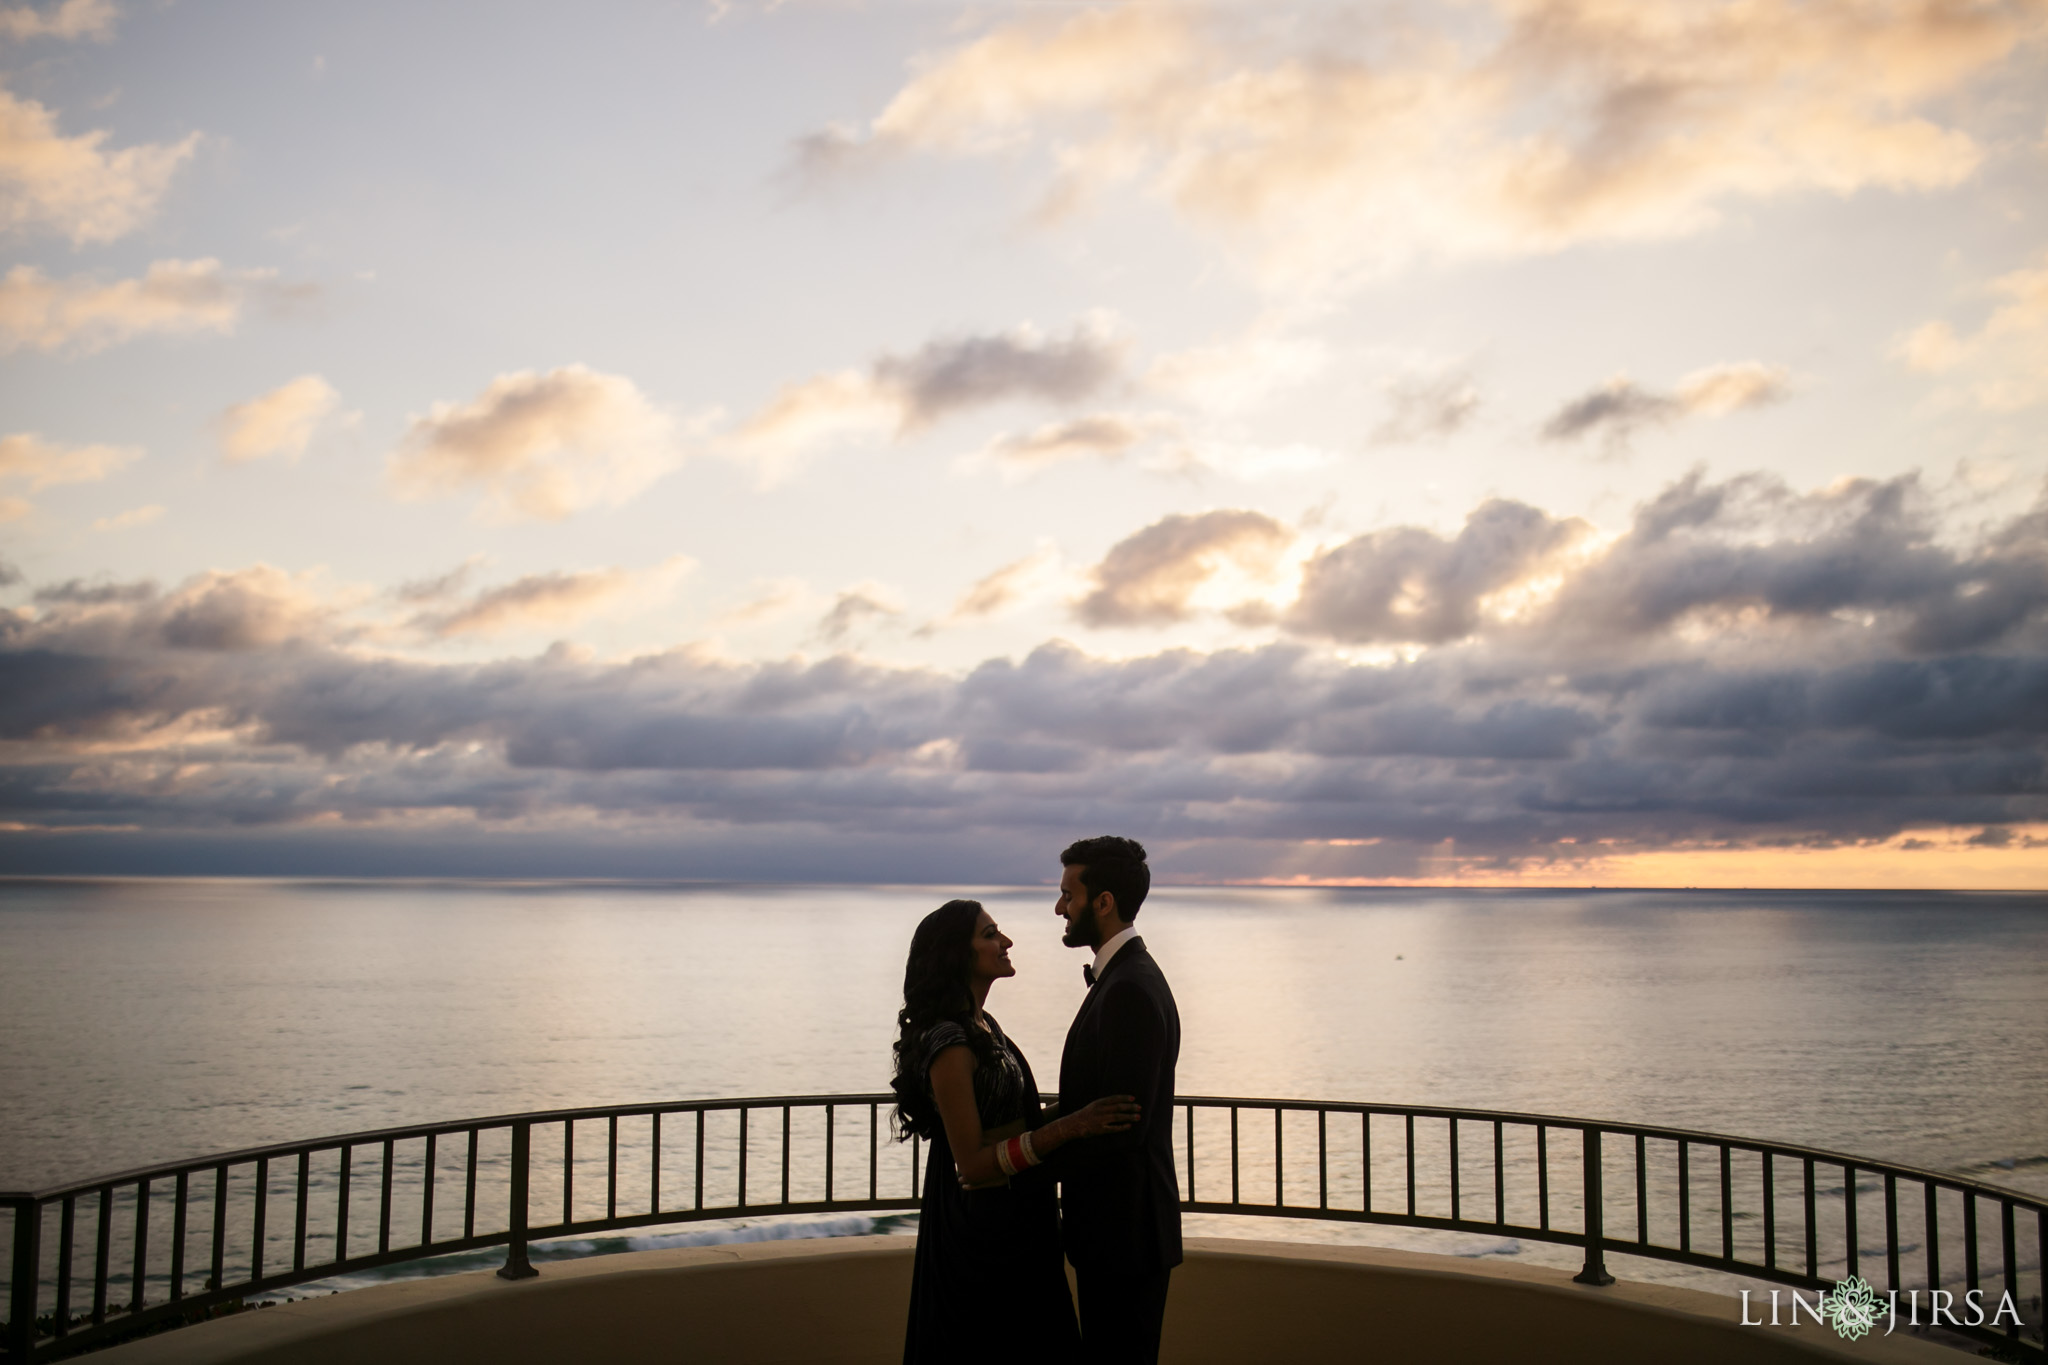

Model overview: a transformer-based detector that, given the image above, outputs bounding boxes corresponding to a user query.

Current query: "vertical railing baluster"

[1964,1190,1979,1299]
[1361,1112,1371,1214]
[826,1104,836,1203]
[294,1152,309,1271]
[1762,1150,1776,1269]
[1719,1145,1732,1261]
[1678,1142,1691,1252]
[695,1109,706,1211]
[379,1139,394,1253]
[1496,1122,1507,1228]
[652,1113,664,1214]
[169,1175,186,1303]
[129,1178,150,1312]
[1999,1200,2018,1346]
[1636,1134,1648,1245]
[868,1104,878,1203]
[1844,1163,1859,1279]
[1404,1114,1415,1218]
[1923,1181,1940,1298]
[1317,1109,1328,1211]
[252,1160,268,1282]
[1883,1174,1899,1291]
[1803,1157,1817,1278]
[423,1133,438,1246]
[498,1123,536,1280]
[562,1121,573,1228]
[59,1194,78,1331]
[1185,1104,1195,1203]
[1538,1125,1550,1231]
[739,1109,750,1210]
[1573,1127,1614,1286]
[782,1106,792,1208]
[206,1168,226,1293]
[334,1150,349,1266]
[1273,1107,1283,1208]
[1449,1119,1461,1222]
[8,1199,40,1361]
[93,1185,113,1323]
[1230,1107,1240,1206]
[607,1117,618,1220]
[911,1133,921,1200]
[464,1131,478,1241]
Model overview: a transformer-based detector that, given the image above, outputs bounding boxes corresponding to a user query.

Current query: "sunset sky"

[2,0,2045,886]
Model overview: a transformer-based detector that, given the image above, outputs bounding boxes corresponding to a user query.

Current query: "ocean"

[3,879,2044,1299]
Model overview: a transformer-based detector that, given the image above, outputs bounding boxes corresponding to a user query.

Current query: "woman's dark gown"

[902,1013,1080,1363]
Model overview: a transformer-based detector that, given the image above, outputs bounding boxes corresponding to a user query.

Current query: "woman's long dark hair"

[890,898,1001,1140]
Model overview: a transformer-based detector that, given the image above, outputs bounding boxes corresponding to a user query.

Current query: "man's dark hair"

[1060,835,1150,922]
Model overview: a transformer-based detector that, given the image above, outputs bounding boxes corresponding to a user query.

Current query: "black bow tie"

[1082,963,1096,987]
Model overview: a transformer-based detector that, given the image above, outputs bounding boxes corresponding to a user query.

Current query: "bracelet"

[999,1134,1043,1174]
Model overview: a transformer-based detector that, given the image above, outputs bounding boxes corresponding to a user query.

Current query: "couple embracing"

[890,836,1182,1364]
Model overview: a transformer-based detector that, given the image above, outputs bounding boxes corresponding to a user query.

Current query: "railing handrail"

[1172,1096,2048,1212]
[4,1093,2041,1363]
[0,1093,902,1205]
[11,1094,2038,1212]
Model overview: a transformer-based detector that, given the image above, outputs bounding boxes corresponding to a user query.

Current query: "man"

[1048,835,1182,1364]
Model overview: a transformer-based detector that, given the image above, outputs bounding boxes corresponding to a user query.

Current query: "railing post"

[497,1124,537,1281]
[1573,1126,1615,1286]
[8,1197,41,1363]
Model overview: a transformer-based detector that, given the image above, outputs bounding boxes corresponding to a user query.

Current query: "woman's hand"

[1068,1094,1140,1137]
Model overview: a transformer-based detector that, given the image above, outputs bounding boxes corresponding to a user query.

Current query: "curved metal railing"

[2,1095,2041,1361]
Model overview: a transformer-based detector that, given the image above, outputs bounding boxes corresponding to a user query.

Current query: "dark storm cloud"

[2,469,2044,875]
[1549,472,2048,651]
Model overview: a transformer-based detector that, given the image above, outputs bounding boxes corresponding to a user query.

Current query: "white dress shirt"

[1091,923,1139,981]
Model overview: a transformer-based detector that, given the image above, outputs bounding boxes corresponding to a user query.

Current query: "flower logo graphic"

[1819,1274,1887,1341]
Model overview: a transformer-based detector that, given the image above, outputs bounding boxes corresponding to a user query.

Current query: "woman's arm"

[929,1046,1139,1188]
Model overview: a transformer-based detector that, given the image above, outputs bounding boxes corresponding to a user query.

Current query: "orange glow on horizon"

[1224,826,2048,891]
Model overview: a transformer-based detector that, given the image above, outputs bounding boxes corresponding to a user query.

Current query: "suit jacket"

[1051,935,1182,1276]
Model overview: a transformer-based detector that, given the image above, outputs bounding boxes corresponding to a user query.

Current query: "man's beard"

[1062,915,1101,950]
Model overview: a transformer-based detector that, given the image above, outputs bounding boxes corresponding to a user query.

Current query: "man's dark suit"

[1053,935,1181,1363]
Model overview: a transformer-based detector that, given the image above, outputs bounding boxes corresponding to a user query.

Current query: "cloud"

[1541,362,1791,449]
[1288,498,1590,644]
[1543,470,2048,653]
[0,431,139,489]
[1893,248,2048,410]
[217,375,340,463]
[1076,509,1294,627]
[412,559,692,639]
[387,365,682,521]
[91,504,161,532]
[816,0,2030,292]
[736,319,1125,458]
[0,0,116,41]
[0,259,288,355]
[0,83,195,244]
[972,413,1162,475]
[928,546,1062,629]
[1,471,2044,876]
[814,584,903,645]
[1371,370,1482,445]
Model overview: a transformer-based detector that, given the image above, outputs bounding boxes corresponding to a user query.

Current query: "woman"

[891,899,1139,1363]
